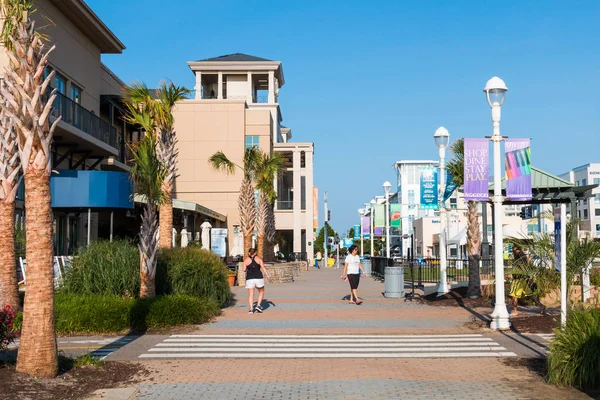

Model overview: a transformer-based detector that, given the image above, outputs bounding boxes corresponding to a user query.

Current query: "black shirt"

[245,256,263,280]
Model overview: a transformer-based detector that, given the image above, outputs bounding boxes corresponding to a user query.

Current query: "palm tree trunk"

[257,235,265,259]
[16,171,57,378]
[139,204,158,298]
[159,199,173,249]
[139,252,156,298]
[0,201,19,310]
[244,234,252,258]
[466,200,482,298]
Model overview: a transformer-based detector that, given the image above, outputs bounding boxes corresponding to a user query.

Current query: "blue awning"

[51,170,133,209]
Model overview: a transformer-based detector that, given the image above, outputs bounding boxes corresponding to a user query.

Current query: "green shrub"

[158,247,231,305]
[590,268,600,287]
[61,240,140,297]
[547,307,600,391]
[55,294,135,334]
[144,295,220,329]
[54,294,221,335]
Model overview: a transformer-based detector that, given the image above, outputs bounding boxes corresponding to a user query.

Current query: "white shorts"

[245,279,265,289]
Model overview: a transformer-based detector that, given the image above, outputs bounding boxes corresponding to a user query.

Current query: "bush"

[547,307,600,391]
[54,294,221,335]
[158,247,231,305]
[0,305,19,350]
[61,240,140,297]
[590,268,600,287]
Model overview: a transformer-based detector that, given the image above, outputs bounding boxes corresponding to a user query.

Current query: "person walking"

[342,245,366,305]
[243,248,271,314]
[315,250,322,269]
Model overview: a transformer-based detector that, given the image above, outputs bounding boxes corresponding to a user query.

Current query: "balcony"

[51,91,117,149]
[277,200,294,210]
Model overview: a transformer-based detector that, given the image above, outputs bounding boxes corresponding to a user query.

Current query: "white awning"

[448,227,467,245]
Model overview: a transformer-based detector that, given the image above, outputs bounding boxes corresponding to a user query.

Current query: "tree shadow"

[257,299,276,310]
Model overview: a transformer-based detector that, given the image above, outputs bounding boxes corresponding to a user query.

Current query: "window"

[407,190,415,205]
[408,215,415,234]
[450,198,457,209]
[596,224,600,233]
[301,176,306,210]
[55,73,66,94]
[595,209,600,217]
[582,178,587,186]
[70,84,82,104]
[594,178,600,185]
[595,194,600,203]
[583,209,588,220]
[527,224,539,234]
[245,135,259,149]
[576,181,580,186]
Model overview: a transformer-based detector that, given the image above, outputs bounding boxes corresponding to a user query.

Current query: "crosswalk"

[139,334,517,359]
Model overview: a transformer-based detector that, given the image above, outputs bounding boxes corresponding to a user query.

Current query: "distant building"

[560,163,600,238]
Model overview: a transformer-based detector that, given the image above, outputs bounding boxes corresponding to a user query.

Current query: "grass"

[73,353,104,368]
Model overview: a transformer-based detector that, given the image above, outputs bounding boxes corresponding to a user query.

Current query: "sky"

[88,0,600,234]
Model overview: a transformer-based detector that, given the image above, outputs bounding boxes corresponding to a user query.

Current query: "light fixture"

[434,126,450,150]
[483,76,508,107]
[383,181,391,194]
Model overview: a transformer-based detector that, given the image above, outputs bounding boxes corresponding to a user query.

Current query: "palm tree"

[447,138,482,298]
[209,147,260,257]
[123,90,167,298]
[126,81,189,249]
[0,0,60,377]
[255,152,284,259]
[0,81,21,311]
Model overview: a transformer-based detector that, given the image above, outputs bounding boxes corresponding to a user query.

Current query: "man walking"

[315,250,322,269]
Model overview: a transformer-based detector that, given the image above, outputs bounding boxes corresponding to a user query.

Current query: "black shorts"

[347,273,360,289]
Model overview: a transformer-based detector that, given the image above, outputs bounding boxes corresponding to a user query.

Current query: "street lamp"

[434,127,450,296]
[485,76,510,330]
[364,202,371,256]
[370,199,375,256]
[383,181,392,258]
[358,208,365,257]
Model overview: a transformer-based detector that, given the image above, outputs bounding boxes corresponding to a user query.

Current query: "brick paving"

[103,267,591,399]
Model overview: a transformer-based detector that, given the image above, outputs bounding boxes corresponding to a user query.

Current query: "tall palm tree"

[255,151,284,259]
[0,0,60,377]
[123,90,167,298]
[209,147,260,257]
[447,138,482,298]
[126,81,189,249]
[0,81,21,311]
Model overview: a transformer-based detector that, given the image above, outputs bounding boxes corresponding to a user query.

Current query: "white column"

[490,105,510,330]
[305,150,314,260]
[385,195,390,257]
[87,208,91,246]
[438,149,449,295]
[217,72,223,99]
[194,72,202,99]
[370,208,374,256]
[110,211,114,242]
[360,210,364,257]
[268,70,275,103]
[292,150,302,252]
[247,72,253,103]
[560,203,567,327]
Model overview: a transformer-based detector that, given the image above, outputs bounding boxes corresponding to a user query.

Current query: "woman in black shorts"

[342,245,366,304]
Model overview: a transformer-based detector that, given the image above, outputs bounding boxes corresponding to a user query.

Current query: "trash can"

[361,258,371,277]
[384,266,405,298]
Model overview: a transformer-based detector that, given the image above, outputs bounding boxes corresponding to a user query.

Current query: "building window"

[527,224,539,234]
[595,209,600,217]
[70,84,82,104]
[576,181,580,186]
[301,176,306,210]
[596,224,600,234]
[595,178,600,185]
[245,135,259,149]
[595,194,600,203]
[408,215,415,234]
[449,198,457,209]
[582,178,587,186]
[583,209,589,220]
[55,73,66,95]
[408,190,415,205]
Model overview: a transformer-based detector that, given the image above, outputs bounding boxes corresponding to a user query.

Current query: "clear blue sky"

[88,0,600,234]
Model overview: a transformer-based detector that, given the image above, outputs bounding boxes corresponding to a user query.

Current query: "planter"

[227,273,237,287]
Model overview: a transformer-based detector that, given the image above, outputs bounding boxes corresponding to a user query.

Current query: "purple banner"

[505,138,532,201]
[464,138,489,201]
[374,227,383,236]
[361,216,370,235]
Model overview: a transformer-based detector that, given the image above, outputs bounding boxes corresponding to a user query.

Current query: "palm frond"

[0,0,35,49]
[243,147,260,179]
[208,151,237,175]
[129,135,167,206]
[154,80,189,130]
[255,151,284,202]
[447,138,464,187]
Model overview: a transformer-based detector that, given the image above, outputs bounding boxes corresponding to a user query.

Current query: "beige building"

[173,54,316,259]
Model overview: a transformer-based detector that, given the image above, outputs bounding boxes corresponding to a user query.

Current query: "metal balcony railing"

[276,200,294,210]
[50,91,117,149]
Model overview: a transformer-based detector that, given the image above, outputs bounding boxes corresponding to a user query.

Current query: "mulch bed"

[509,314,560,334]
[0,355,147,400]
[418,286,493,308]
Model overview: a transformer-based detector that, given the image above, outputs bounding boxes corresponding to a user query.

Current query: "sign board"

[554,207,562,272]
[353,224,360,240]
[210,228,228,257]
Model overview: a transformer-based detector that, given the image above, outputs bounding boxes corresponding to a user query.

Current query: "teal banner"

[420,167,439,210]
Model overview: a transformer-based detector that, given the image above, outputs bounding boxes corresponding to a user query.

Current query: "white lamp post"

[370,199,375,256]
[485,76,510,330]
[364,202,371,255]
[434,127,450,295]
[383,181,392,258]
[358,208,365,257]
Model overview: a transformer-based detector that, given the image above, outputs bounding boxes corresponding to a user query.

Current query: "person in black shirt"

[243,248,271,314]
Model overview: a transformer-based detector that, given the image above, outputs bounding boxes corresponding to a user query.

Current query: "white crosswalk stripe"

[139,334,517,359]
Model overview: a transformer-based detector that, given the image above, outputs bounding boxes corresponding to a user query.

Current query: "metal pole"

[87,208,91,246]
[490,105,510,330]
[481,202,490,273]
[360,210,364,257]
[438,146,448,295]
[336,241,340,269]
[560,203,567,327]
[110,211,114,242]
[324,191,328,264]
[385,194,390,258]
[370,207,374,257]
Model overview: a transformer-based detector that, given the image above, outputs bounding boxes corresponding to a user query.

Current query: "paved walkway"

[81,267,588,399]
